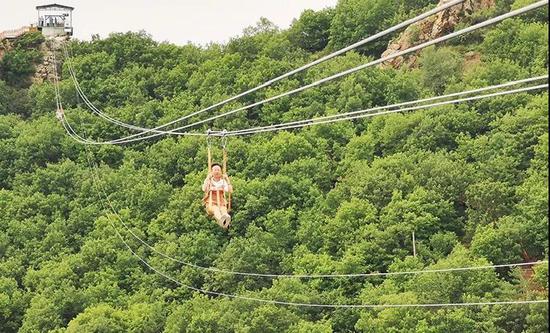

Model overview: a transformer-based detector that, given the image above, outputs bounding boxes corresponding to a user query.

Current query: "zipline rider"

[202,163,233,229]
[202,131,233,230]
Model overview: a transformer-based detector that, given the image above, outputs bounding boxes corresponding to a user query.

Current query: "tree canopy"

[0,0,548,331]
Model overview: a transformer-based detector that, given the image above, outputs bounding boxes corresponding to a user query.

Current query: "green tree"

[329,0,400,55]
[289,9,334,52]
[481,19,548,71]
[0,277,29,333]
[66,304,128,332]
[0,4,548,332]
[0,48,42,87]
[418,46,463,94]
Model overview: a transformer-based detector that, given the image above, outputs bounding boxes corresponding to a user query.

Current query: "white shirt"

[202,178,229,192]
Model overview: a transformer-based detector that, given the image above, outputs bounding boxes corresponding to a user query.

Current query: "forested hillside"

[0,0,548,332]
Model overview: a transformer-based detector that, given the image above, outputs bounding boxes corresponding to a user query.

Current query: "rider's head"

[211,163,222,177]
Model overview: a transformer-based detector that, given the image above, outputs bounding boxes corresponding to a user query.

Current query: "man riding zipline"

[202,163,233,229]
[202,133,233,230]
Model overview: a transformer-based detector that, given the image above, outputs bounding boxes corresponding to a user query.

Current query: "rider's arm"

[223,175,233,193]
[202,175,211,193]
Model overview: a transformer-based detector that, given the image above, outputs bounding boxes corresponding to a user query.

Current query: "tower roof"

[36,4,74,10]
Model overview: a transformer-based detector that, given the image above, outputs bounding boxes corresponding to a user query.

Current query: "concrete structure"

[36,3,74,37]
[0,27,33,41]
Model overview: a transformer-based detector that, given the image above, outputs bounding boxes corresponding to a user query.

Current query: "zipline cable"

[84,167,550,308]
[109,229,549,308]
[61,44,203,137]
[62,45,166,133]
[225,83,549,136]
[56,72,550,308]
[103,0,549,144]
[53,36,549,312]
[63,0,467,138]
[82,146,548,307]
[60,80,549,144]
[54,58,550,280]
[63,85,549,279]
[225,76,549,135]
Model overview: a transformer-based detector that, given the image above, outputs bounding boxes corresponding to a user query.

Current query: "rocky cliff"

[381,0,496,68]
[0,34,66,84]
[34,37,66,84]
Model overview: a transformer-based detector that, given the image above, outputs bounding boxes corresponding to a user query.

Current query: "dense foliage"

[0,0,548,332]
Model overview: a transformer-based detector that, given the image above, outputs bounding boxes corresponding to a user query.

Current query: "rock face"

[381,0,495,69]
[0,39,12,62]
[1,33,67,84]
[33,37,67,84]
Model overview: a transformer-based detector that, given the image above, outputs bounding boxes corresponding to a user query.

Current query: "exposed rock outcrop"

[1,33,67,84]
[0,39,12,62]
[381,0,496,69]
[33,37,67,84]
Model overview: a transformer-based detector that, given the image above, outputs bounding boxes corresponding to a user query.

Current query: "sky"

[1,0,338,45]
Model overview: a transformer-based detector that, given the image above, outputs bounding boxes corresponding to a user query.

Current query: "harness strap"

[207,132,213,208]
[222,138,231,212]
[204,130,231,213]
